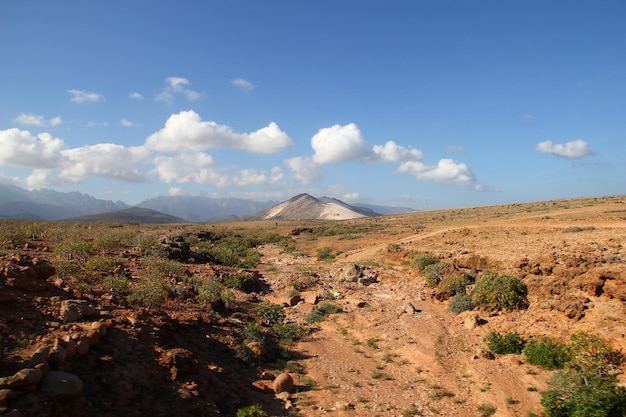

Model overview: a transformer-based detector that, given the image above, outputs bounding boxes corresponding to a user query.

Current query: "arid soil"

[1,195,625,417]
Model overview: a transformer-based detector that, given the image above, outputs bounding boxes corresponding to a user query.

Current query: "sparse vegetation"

[477,403,496,417]
[484,330,524,355]
[448,293,475,314]
[236,404,268,417]
[305,302,343,323]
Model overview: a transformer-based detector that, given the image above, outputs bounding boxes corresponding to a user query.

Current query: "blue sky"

[1,1,624,209]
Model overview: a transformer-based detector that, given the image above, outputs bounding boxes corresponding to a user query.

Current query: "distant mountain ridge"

[60,207,187,224]
[249,193,380,220]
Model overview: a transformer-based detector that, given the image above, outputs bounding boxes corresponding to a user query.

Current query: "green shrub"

[484,331,524,355]
[305,302,343,324]
[103,274,130,296]
[441,274,473,296]
[224,272,256,292]
[316,247,335,261]
[196,280,235,310]
[422,262,447,288]
[136,234,164,257]
[127,275,170,309]
[477,403,496,417]
[473,272,528,311]
[85,255,125,276]
[243,323,271,346]
[273,323,307,344]
[412,253,438,271]
[523,337,571,370]
[448,293,475,314]
[55,237,95,265]
[256,302,286,326]
[236,404,267,417]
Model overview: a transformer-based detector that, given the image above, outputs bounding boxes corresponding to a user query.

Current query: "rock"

[48,345,67,368]
[91,321,107,336]
[337,264,362,282]
[286,295,301,307]
[39,371,83,398]
[272,373,294,393]
[251,380,273,394]
[247,342,267,357]
[276,391,291,401]
[0,368,43,389]
[60,300,99,323]
[463,314,485,330]
[76,336,90,355]
[259,371,275,380]
[161,234,191,261]
[403,302,416,314]
[163,348,198,380]
[304,293,319,305]
[5,275,50,292]
[30,346,50,367]
[87,329,100,346]
[31,260,56,279]
[0,389,16,406]
[475,348,495,360]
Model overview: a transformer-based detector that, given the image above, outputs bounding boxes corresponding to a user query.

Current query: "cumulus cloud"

[67,89,105,103]
[58,144,149,183]
[535,139,594,159]
[231,78,255,92]
[397,158,476,186]
[368,140,424,162]
[13,113,62,127]
[284,156,322,185]
[0,171,20,185]
[155,77,203,103]
[145,110,292,154]
[311,123,370,164]
[0,128,65,168]
[234,167,284,186]
[152,152,231,186]
[129,92,144,100]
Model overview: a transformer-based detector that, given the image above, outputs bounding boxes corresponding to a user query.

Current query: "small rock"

[259,371,275,380]
[0,389,17,406]
[286,295,301,307]
[39,371,83,398]
[276,391,291,401]
[76,336,90,355]
[252,380,272,393]
[0,368,43,389]
[48,345,67,368]
[247,342,267,357]
[272,373,294,393]
[403,302,416,314]
[60,300,99,323]
[304,293,319,305]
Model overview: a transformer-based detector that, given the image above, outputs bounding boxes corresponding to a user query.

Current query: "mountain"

[60,207,187,224]
[136,195,277,222]
[0,184,129,220]
[249,193,381,220]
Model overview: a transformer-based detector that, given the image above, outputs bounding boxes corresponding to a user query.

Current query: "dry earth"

[1,195,625,417]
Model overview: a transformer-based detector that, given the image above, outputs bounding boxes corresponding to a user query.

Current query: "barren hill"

[250,193,378,220]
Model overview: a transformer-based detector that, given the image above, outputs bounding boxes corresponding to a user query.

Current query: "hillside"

[250,193,380,220]
[60,207,187,224]
[0,195,624,417]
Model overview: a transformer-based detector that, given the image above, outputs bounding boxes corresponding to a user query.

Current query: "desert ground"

[1,195,625,416]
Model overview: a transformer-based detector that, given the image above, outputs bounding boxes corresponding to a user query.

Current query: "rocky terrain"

[0,195,624,417]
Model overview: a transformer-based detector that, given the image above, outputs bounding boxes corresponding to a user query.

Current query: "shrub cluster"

[484,331,524,355]
[523,336,571,370]
[473,272,528,311]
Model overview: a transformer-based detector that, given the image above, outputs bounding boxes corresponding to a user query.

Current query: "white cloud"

[129,92,144,100]
[155,77,203,103]
[13,113,62,127]
[231,78,255,92]
[535,139,594,159]
[0,171,20,185]
[59,144,149,183]
[234,167,284,186]
[311,123,370,164]
[284,156,322,185]
[67,89,105,103]
[369,140,424,162]
[26,169,54,188]
[120,119,140,127]
[152,152,231,186]
[397,158,476,186]
[145,110,292,154]
[0,128,64,168]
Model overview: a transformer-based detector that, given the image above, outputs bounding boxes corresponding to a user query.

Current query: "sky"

[1,1,625,210]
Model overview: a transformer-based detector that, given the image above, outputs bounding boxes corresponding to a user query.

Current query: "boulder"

[272,373,294,393]
[39,371,83,398]
[59,300,99,323]
[0,368,43,390]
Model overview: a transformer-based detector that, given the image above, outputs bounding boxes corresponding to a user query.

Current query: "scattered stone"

[252,381,273,394]
[304,293,319,305]
[272,373,294,393]
[39,371,83,398]
[247,342,267,357]
[59,300,99,323]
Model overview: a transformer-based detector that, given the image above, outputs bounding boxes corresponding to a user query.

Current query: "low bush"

[236,405,267,417]
[473,272,528,311]
[273,323,307,344]
[422,262,447,288]
[523,336,570,370]
[441,274,473,296]
[224,272,256,292]
[256,302,286,326]
[484,331,524,355]
[412,253,438,271]
[127,276,170,309]
[305,302,343,324]
[316,247,335,261]
[448,293,474,314]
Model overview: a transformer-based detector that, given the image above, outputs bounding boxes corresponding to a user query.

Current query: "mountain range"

[0,184,415,222]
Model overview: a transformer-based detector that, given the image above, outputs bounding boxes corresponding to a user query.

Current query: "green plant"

[256,302,286,326]
[103,274,130,296]
[305,302,343,324]
[273,323,307,344]
[448,293,475,314]
[412,253,439,271]
[477,403,496,417]
[401,405,420,417]
[316,246,335,261]
[127,275,170,309]
[484,331,524,355]
[523,336,570,370]
[422,262,447,288]
[289,273,319,290]
[473,272,528,311]
[563,226,595,233]
[224,272,256,292]
[236,404,267,417]
[440,274,473,296]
